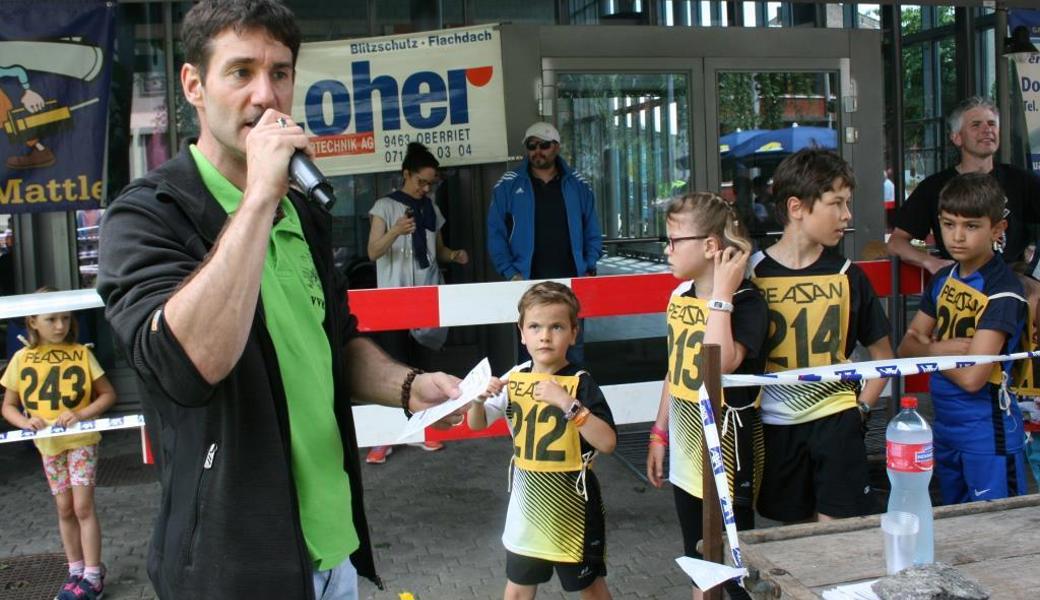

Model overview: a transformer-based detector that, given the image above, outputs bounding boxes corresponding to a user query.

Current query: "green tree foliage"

[718,72,828,134]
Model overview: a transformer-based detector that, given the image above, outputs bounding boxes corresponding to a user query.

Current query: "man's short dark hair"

[939,172,1006,224]
[182,0,301,82]
[771,148,856,226]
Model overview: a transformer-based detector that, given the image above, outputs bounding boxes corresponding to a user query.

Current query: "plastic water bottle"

[886,396,934,565]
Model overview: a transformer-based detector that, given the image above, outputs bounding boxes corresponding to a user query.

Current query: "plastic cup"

[881,511,919,575]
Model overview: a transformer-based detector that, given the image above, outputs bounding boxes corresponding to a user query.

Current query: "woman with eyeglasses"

[366,142,469,463]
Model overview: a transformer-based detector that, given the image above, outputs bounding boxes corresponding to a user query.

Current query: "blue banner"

[0,0,115,213]
[1010,9,1040,175]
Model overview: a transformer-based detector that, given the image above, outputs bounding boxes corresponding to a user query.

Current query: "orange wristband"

[572,407,592,427]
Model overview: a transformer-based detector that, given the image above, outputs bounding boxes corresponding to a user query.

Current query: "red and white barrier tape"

[0,262,926,450]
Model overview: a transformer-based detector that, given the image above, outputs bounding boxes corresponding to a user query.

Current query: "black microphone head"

[311,184,336,210]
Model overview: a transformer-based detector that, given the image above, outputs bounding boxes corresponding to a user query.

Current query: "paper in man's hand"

[395,358,492,442]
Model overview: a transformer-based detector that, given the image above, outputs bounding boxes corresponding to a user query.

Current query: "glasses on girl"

[660,235,708,251]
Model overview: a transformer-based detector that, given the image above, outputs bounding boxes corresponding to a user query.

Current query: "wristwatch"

[707,298,734,313]
[857,401,871,416]
[563,400,584,421]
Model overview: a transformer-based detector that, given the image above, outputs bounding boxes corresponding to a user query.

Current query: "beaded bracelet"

[401,367,423,418]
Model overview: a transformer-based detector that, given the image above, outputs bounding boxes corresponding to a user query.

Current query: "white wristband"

[708,298,734,313]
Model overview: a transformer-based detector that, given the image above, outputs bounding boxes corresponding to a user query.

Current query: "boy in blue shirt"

[899,172,1029,504]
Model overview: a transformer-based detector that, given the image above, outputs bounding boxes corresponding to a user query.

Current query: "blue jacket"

[487,156,602,279]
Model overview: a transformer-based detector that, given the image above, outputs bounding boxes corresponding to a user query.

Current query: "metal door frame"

[498,24,884,255]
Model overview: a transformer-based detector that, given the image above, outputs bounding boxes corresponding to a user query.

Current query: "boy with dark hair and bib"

[751,149,894,523]
[898,172,1029,503]
[468,281,617,600]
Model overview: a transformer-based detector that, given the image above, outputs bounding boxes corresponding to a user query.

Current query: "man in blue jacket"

[487,122,602,364]
[487,122,602,283]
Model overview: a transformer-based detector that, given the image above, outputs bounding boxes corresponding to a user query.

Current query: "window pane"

[766,2,783,28]
[938,37,958,119]
[902,5,921,36]
[474,0,556,24]
[126,3,171,180]
[570,0,601,24]
[742,1,757,27]
[375,0,441,34]
[172,3,198,143]
[857,4,881,30]
[977,28,996,99]
[824,3,844,29]
[658,0,694,26]
[901,44,944,194]
[555,72,690,241]
[294,2,370,39]
[717,71,840,239]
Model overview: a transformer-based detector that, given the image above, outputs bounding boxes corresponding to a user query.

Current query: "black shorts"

[673,487,755,559]
[757,408,871,522]
[506,551,606,592]
[724,406,763,508]
[673,488,754,600]
[505,473,607,592]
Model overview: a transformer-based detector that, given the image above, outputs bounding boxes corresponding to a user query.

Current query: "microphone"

[289,151,337,210]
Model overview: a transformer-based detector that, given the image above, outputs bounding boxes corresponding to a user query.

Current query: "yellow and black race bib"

[666,295,708,403]
[757,273,850,372]
[507,372,582,472]
[935,276,1001,385]
[1013,301,1040,397]
[17,343,93,421]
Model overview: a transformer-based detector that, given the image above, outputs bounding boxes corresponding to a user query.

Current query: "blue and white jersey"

[920,256,1027,454]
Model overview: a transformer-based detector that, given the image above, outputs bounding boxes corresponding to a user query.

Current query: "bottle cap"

[900,396,918,409]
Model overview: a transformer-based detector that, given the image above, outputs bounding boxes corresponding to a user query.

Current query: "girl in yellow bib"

[645,192,768,600]
[1,298,116,600]
[468,281,617,600]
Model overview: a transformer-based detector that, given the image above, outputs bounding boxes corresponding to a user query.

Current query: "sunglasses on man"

[525,140,556,151]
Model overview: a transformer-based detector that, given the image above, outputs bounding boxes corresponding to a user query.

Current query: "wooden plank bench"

[738,494,1040,599]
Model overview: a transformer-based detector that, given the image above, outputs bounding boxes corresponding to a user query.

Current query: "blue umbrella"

[729,126,838,160]
[718,129,767,156]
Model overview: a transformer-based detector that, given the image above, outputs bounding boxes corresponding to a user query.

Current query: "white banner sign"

[292,25,508,176]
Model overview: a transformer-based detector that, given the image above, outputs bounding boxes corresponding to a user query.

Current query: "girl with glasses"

[646,192,767,600]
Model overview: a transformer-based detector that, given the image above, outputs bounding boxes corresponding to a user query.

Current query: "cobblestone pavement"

[1,429,699,599]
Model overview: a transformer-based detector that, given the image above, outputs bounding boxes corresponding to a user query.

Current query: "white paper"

[395,357,492,442]
[821,580,880,600]
[675,556,746,591]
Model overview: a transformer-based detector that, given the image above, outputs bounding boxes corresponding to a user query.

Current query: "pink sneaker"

[417,440,444,452]
[365,445,393,464]
[56,577,103,600]
[54,574,80,600]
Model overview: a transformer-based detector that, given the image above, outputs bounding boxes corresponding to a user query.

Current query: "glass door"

[542,58,703,276]
[705,58,850,250]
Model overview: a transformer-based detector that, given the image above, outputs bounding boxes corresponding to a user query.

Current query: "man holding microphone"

[98,2,462,598]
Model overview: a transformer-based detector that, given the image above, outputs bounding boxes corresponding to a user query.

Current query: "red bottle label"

[887,441,933,472]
